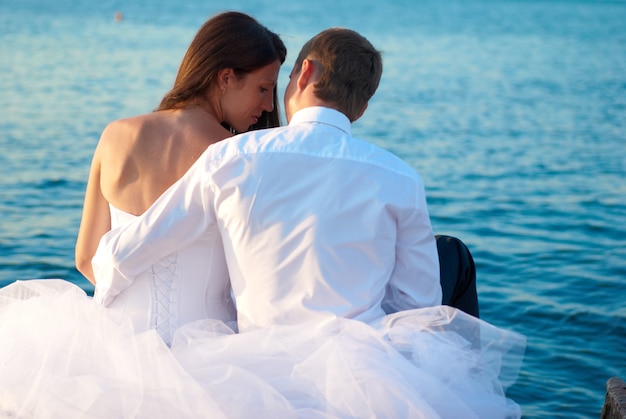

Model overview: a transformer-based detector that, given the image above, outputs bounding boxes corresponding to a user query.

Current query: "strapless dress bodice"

[107,204,235,344]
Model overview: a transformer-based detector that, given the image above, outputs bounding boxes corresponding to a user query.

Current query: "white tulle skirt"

[0,279,525,419]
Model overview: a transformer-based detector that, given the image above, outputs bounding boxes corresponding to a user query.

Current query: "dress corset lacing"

[149,252,179,345]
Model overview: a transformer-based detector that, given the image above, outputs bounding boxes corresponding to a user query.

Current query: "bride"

[1,10,289,417]
[0,19,525,419]
[73,11,285,344]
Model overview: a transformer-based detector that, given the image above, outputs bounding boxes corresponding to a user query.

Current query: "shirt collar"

[288,106,352,135]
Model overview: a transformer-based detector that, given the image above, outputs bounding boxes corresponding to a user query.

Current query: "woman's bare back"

[99,108,230,215]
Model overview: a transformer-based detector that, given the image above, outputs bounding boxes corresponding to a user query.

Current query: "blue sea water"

[1,0,625,417]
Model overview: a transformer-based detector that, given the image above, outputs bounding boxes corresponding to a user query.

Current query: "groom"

[93,28,477,331]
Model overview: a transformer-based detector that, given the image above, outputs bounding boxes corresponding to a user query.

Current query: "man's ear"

[296,59,316,90]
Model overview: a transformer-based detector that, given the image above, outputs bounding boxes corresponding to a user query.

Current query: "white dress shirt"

[93,106,441,331]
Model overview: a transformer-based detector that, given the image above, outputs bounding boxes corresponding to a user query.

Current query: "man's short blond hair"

[293,28,383,122]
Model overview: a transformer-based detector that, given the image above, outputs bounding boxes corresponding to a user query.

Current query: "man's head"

[284,28,383,123]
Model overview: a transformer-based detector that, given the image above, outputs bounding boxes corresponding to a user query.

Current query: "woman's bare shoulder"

[99,113,161,149]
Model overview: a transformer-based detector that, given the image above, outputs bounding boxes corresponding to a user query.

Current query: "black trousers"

[436,235,479,318]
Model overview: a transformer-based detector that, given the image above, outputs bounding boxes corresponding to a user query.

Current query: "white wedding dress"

[104,204,236,344]
[0,207,526,418]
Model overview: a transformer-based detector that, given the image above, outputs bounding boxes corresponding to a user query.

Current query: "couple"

[79,11,478,341]
[0,11,523,418]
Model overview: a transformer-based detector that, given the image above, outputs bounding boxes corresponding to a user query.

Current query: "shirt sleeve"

[382,184,442,313]
[92,152,216,306]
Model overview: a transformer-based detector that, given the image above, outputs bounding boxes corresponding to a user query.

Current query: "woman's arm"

[75,137,111,285]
